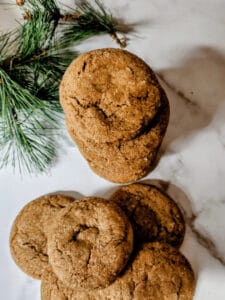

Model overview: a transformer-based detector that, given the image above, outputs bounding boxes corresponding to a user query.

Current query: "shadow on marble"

[51,190,84,199]
[157,47,225,154]
[96,185,121,199]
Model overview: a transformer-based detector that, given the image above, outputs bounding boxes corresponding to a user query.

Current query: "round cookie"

[67,91,169,183]
[10,194,75,279]
[109,183,185,247]
[47,197,133,290]
[60,48,170,183]
[60,48,164,144]
[41,243,195,300]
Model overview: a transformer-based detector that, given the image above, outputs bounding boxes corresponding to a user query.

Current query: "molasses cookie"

[10,194,75,279]
[67,90,169,183]
[60,48,164,144]
[109,183,185,247]
[47,197,133,290]
[41,243,195,300]
[60,48,170,183]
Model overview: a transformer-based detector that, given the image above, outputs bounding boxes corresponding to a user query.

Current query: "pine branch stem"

[59,13,127,48]
[111,33,126,48]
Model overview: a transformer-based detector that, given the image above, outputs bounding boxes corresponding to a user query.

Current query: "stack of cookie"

[60,48,170,183]
[10,184,196,299]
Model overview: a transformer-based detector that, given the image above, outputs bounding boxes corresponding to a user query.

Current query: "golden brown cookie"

[60,48,170,183]
[41,243,195,300]
[67,90,169,183]
[10,194,75,279]
[60,48,164,144]
[109,183,185,248]
[47,197,133,290]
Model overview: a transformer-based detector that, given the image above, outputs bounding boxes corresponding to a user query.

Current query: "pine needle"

[0,7,72,174]
[0,68,61,174]
[60,0,126,48]
[0,0,127,174]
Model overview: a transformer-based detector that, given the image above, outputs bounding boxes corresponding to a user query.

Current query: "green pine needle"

[23,0,60,15]
[0,8,72,174]
[18,10,57,57]
[59,0,126,47]
[0,68,61,174]
[0,0,127,174]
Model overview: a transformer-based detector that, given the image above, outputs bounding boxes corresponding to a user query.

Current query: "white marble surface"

[1,0,225,299]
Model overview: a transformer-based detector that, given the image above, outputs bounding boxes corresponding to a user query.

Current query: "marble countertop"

[1,1,225,299]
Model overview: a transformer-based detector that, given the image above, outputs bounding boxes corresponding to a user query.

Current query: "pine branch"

[21,0,60,15]
[21,0,61,46]
[18,0,126,48]
[0,7,73,174]
[0,0,127,174]
[0,68,61,173]
[59,0,126,48]
[9,46,77,106]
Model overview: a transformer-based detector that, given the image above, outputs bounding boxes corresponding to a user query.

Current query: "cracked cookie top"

[114,242,195,300]
[47,197,133,290]
[109,183,185,247]
[10,194,75,279]
[41,243,195,300]
[60,48,164,143]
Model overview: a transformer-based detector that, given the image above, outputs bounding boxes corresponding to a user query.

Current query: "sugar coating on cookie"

[47,197,133,290]
[60,48,163,144]
[10,194,75,279]
[41,243,195,300]
[109,183,185,247]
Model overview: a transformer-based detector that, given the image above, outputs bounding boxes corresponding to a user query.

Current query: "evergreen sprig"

[60,0,126,48]
[0,0,126,174]
[0,67,60,173]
